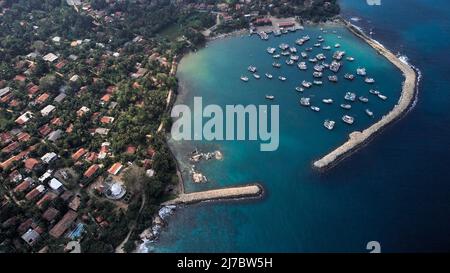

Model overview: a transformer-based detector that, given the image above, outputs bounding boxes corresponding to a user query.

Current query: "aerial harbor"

[1,0,449,258]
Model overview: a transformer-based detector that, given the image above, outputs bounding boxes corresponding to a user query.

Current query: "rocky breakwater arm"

[314,20,418,170]
[163,183,263,205]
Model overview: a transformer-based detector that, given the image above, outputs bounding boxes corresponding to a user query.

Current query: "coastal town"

[0,0,339,253]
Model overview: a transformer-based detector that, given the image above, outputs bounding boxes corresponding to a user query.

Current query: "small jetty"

[313,19,418,170]
[163,184,263,205]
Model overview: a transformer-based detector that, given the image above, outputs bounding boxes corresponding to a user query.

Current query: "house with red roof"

[24,158,39,171]
[72,148,87,161]
[84,164,99,178]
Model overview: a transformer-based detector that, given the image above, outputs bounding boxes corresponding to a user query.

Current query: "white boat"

[369,89,380,95]
[248,66,257,73]
[289,47,297,53]
[281,51,290,56]
[314,64,324,72]
[341,104,352,110]
[309,58,318,63]
[313,72,323,78]
[265,95,275,100]
[272,62,281,68]
[328,75,338,82]
[346,56,355,61]
[265,73,273,79]
[359,96,369,103]
[329,60,341,73]
[240,76,249,82]
[344,92,356,101]
[357,67,367,76]
[295,86,304,92]
[342,115,354,124]
[334,43,341,48]
[286,59,295,65]
[302,80,312,88]
[314,43,321,47]
[344,73,355,80]
[365,109,374,117]
[253,74,261,79]
[267,47,276,54]
[316,53,326,60]
[279,43,289,50]
[278,76,287,81]
[310,106,320,112]
[322,99,333,104]
[333,51,346,60]
[324,119,335,130]
[301,52,308,58]
[365,77,375,84]
[298,62,307,70]
[290,55,300,61]
[378,94,387,100]
[273,54,281,59]
[313,80,323,85]
[322,46,331,50]
[300,97,311,106]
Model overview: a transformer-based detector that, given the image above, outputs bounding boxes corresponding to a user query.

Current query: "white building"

[41,105,56,116]
[41,152,57,164]
[49,178,63,192]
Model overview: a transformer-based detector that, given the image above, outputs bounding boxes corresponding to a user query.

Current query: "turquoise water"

[151,0,450,252]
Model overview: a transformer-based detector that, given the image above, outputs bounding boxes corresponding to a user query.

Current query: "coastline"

[313,18,418,169]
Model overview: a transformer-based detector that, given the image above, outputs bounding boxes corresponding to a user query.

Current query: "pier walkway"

[162,184,263,205]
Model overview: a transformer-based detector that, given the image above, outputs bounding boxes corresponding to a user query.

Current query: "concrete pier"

[163,184,263,205]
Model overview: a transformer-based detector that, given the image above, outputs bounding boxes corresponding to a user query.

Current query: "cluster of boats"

[240,29,389,131]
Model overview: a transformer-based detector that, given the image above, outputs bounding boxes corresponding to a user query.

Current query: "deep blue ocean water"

[150,0,450,252]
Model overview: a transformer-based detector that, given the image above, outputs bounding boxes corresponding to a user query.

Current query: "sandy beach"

[313,19,418,169]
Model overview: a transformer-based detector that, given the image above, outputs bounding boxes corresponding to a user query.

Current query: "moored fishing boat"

[300,97,311,106]
[267,47,276,54]
[344,73,355,80]
[378,94,388,100]
[286,59,295,65]
[265,73,273,79]
[340,104,352,110]
[357,67,367,76]
[272,62,281,68]
[313,80,323,85]
[248,66,257,73]
[253,74,261,79]
[278,76,287,81]
[328,75,338,82]
[342,115,355,124]
[313,71,323,78]
[310,106,320,112]
[365,109,374,117]
[358,96,369,103]
[344,92,356,101]
[365,77,375,84]
[265,95,275,100]
[298,62,307,70]
[302,80,312,88]
[322,98,333,104]
[324,119,335,130]
[369,89,380,95]
[295,86,304,92]
[240,75,249,82]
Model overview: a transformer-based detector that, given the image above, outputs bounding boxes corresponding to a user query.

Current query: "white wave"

[158,205,176,219]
